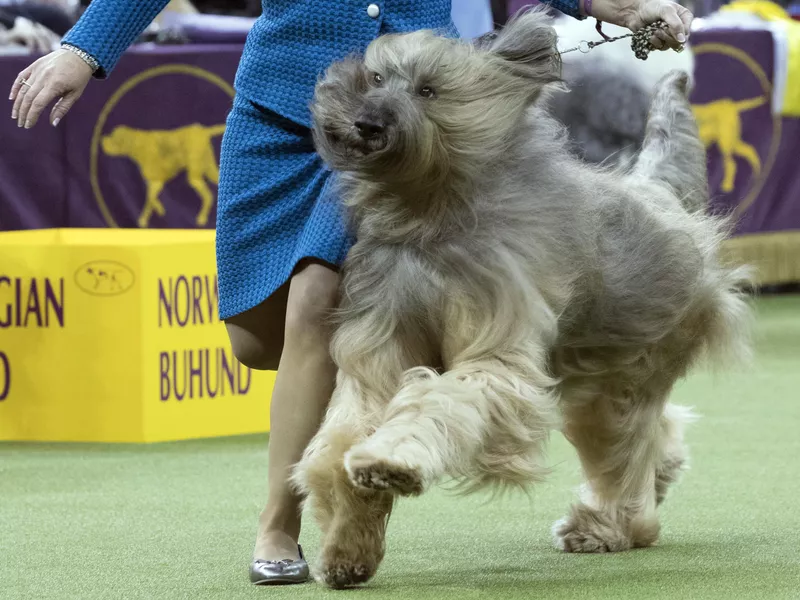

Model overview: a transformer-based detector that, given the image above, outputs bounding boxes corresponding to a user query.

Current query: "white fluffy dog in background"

[292,9,751,589]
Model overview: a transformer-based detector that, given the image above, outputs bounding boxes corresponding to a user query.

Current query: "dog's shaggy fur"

[292,9,752,589]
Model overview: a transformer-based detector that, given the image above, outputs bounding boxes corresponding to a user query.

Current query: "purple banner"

[0,44,240,230]
[2,31,799,240]
[689,28,800,236]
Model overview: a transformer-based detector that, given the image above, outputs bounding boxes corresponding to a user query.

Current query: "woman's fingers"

[659,3,688,43]
[50,91,80,127]
[11,77,35,122]
[678,5,693,37]
[649,33,666,51]
[25,85,62,128]
[649,28,676,51]
[15,78,49,128]
[10,67,33,102]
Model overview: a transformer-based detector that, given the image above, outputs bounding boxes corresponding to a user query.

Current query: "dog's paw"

[345,449,424,496]
[317,541,381,589]
[552,505,633,553]
[349,458,424,496]
[317,562,374,589]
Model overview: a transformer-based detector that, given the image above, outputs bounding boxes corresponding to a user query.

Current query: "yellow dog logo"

[692,96,766,193]
[101,124,226,228]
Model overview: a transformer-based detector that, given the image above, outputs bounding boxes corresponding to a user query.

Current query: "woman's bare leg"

[225,260,340,561]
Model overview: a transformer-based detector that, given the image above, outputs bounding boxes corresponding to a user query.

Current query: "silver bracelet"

[60,43,100,74]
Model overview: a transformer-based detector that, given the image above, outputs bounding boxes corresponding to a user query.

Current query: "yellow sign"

[0,229,274,443]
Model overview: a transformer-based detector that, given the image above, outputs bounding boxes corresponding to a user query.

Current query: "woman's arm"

[9,0,170,128]
[62,0,172,78]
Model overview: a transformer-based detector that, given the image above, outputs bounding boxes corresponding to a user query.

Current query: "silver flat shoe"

[249,545,310,585]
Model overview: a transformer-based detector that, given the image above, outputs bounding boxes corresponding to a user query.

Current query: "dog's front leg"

[293,371,394,589]
[345,353,559,495]
[317,475,393,589]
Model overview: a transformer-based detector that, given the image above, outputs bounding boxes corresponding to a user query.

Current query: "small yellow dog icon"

[102,123,226,227]
[691,96,766,193]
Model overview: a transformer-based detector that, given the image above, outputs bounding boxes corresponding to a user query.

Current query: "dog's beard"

[315,105,443,183]
[318,119,410,175]
[330,124,390,159]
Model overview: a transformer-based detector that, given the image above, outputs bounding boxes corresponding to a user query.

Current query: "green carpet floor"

[2,296,799,600]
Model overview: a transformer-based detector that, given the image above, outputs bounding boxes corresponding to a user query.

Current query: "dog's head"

[311,8,561,182]
[101,126,134,156]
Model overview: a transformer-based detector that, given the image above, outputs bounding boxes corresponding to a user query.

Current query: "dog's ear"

[486,8,561,83]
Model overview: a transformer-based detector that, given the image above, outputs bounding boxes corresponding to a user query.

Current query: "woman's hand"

[587,0,693,51]
[9,48,94,129]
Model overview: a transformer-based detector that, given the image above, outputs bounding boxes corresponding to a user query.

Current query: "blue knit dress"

[63,0,583,320]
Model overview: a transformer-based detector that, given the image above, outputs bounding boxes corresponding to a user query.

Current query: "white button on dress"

[367,4,380,18]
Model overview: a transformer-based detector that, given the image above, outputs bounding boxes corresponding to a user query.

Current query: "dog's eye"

[372,73,383,86]
[419,86,436,99]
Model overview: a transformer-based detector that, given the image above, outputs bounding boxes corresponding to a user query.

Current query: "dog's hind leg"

[634,70,708,212]
[188,144,221,226]
[554,375,690,553]
[293,372,394,589]
[345,352,559,495]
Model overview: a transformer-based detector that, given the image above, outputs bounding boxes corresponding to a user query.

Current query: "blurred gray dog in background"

[293,9,751,589]
[548,13,695,165]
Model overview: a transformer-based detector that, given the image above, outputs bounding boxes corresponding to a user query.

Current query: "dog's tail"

[633,70,707,212]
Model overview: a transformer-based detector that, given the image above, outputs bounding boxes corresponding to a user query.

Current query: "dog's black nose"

[355,119,386,140]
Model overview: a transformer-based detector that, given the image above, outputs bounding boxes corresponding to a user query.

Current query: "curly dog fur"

[292,9,752,588]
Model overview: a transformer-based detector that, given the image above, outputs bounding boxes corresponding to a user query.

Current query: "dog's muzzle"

[344,106,395,155]
[355,116,386,141]
[336,126,386,158]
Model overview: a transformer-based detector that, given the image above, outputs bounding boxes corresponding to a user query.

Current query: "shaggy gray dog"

[293,9,751,589]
